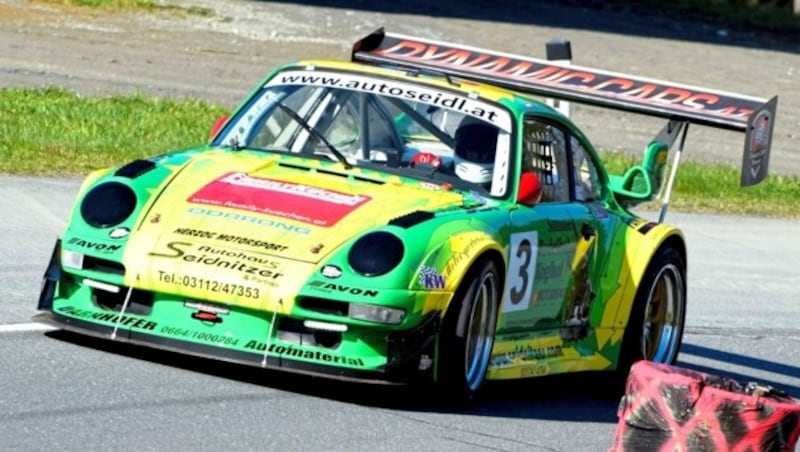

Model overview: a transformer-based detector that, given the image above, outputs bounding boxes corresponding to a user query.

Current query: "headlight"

[348,231,404,276]
[80,182,137,228]
[61,248,84,270]
[349,303,405,324]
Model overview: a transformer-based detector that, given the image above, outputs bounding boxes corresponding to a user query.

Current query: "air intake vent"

[115,159,155,178]
[388,211,434,228]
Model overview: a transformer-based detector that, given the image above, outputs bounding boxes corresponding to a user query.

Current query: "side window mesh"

[523,119,569,203]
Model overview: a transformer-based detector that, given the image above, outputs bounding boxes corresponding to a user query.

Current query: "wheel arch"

[441,247,506,319]
[607,224,686,330]
[611,229,688,376]
[417,230,506,319]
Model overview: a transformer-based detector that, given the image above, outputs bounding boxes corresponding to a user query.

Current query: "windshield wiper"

[276,102,352,169]
[227,137,242,151]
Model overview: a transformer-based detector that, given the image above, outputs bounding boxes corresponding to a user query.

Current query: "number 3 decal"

[502,232,539,313]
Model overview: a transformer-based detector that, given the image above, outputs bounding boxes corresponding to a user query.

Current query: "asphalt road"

[1,176,798,451]
[1,1,799,450]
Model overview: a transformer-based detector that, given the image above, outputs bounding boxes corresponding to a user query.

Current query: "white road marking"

[0,322,56,333]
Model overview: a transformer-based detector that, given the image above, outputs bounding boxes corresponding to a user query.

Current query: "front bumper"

[33,307,439,384]
[36,241,440,384]
[32,312,436,384]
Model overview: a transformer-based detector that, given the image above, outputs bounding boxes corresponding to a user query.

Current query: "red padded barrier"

[611,361,800,451]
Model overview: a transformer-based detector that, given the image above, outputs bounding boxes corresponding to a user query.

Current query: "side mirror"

[517,171,542,206]
[616,166,653,199]
[209,115,229,140]
[609,141,668,207]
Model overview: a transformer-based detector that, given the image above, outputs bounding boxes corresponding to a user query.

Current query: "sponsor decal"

[159,325,239,346]
[67,237,121,253]
[109,227,130,239]
[173,228,288,253]
[745,108,771,183]
[370,36,762,123]
[56,306,157,331]
[491,344,563,367]
[185,301,230,325]
[187,207,310,235]
[535,288,568,302]
[320,264,343,279]
[174,228,215,239]
[149,242,282,280]
[243,340,365,367]
[158,271,264,297]
[418,182,443,191]
[418,266,446,289]
[520,363,550,378]
[443,236,482,278]
[535,260,566,279]
[269,70,511,131]
[656,148,668,165]
[188,172,371,227]
[546,220,575,233]
[307,280,378,297]
[410,151,443,168]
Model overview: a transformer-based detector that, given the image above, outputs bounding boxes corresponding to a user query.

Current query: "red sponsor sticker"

[188,172,371,227]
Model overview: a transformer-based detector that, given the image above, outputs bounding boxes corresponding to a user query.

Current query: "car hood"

[121,151,465,305]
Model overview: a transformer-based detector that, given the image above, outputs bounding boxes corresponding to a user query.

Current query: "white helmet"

[453,117,498,184]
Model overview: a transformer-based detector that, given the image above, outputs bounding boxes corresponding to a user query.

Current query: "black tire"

[616,247,687,386]
[437,259,500,404]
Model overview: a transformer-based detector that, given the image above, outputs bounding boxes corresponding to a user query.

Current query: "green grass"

[602,153,800,218]
[0,87,228,174]
[1,87,797,218]
[32,0,213,16]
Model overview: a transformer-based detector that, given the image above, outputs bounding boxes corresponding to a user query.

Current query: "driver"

[453,116,499,185]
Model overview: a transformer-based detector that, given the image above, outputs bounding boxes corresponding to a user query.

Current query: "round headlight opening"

[80,182,137,228]
[348,231,404,276]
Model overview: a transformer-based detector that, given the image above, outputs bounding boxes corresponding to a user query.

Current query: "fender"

[600,220,685,336]
[415,230,505,317]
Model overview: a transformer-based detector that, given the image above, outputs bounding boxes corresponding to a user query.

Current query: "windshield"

[215,68,514,197]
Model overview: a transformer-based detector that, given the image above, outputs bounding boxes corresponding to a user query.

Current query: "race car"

[35,28,777,402]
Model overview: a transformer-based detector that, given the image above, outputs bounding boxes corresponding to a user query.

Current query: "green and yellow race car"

[35,29,777,402]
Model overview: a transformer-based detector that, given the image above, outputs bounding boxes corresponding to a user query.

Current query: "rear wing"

[352,28,778,186]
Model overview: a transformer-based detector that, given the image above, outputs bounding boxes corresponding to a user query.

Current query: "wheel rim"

[464,271,498,391]
[641,263,684,363]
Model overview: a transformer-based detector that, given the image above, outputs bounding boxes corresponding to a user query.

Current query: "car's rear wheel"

[437,259,500,404]
[617,247,686,383]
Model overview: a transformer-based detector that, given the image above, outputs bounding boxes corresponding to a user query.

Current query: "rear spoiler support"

[352,28,778,187]
[658,121,690,223]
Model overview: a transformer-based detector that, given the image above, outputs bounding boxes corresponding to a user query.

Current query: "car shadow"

[46,331,798,422]
[46,330,620,421]
[255,0,798,54]
[678,342,800,397]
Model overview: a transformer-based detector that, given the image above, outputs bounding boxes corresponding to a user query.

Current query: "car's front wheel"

[437,259,500,404]
[617,247,687,381]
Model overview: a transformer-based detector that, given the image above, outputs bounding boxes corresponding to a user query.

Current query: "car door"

[497,117,586,336]
[558,130,616,342]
